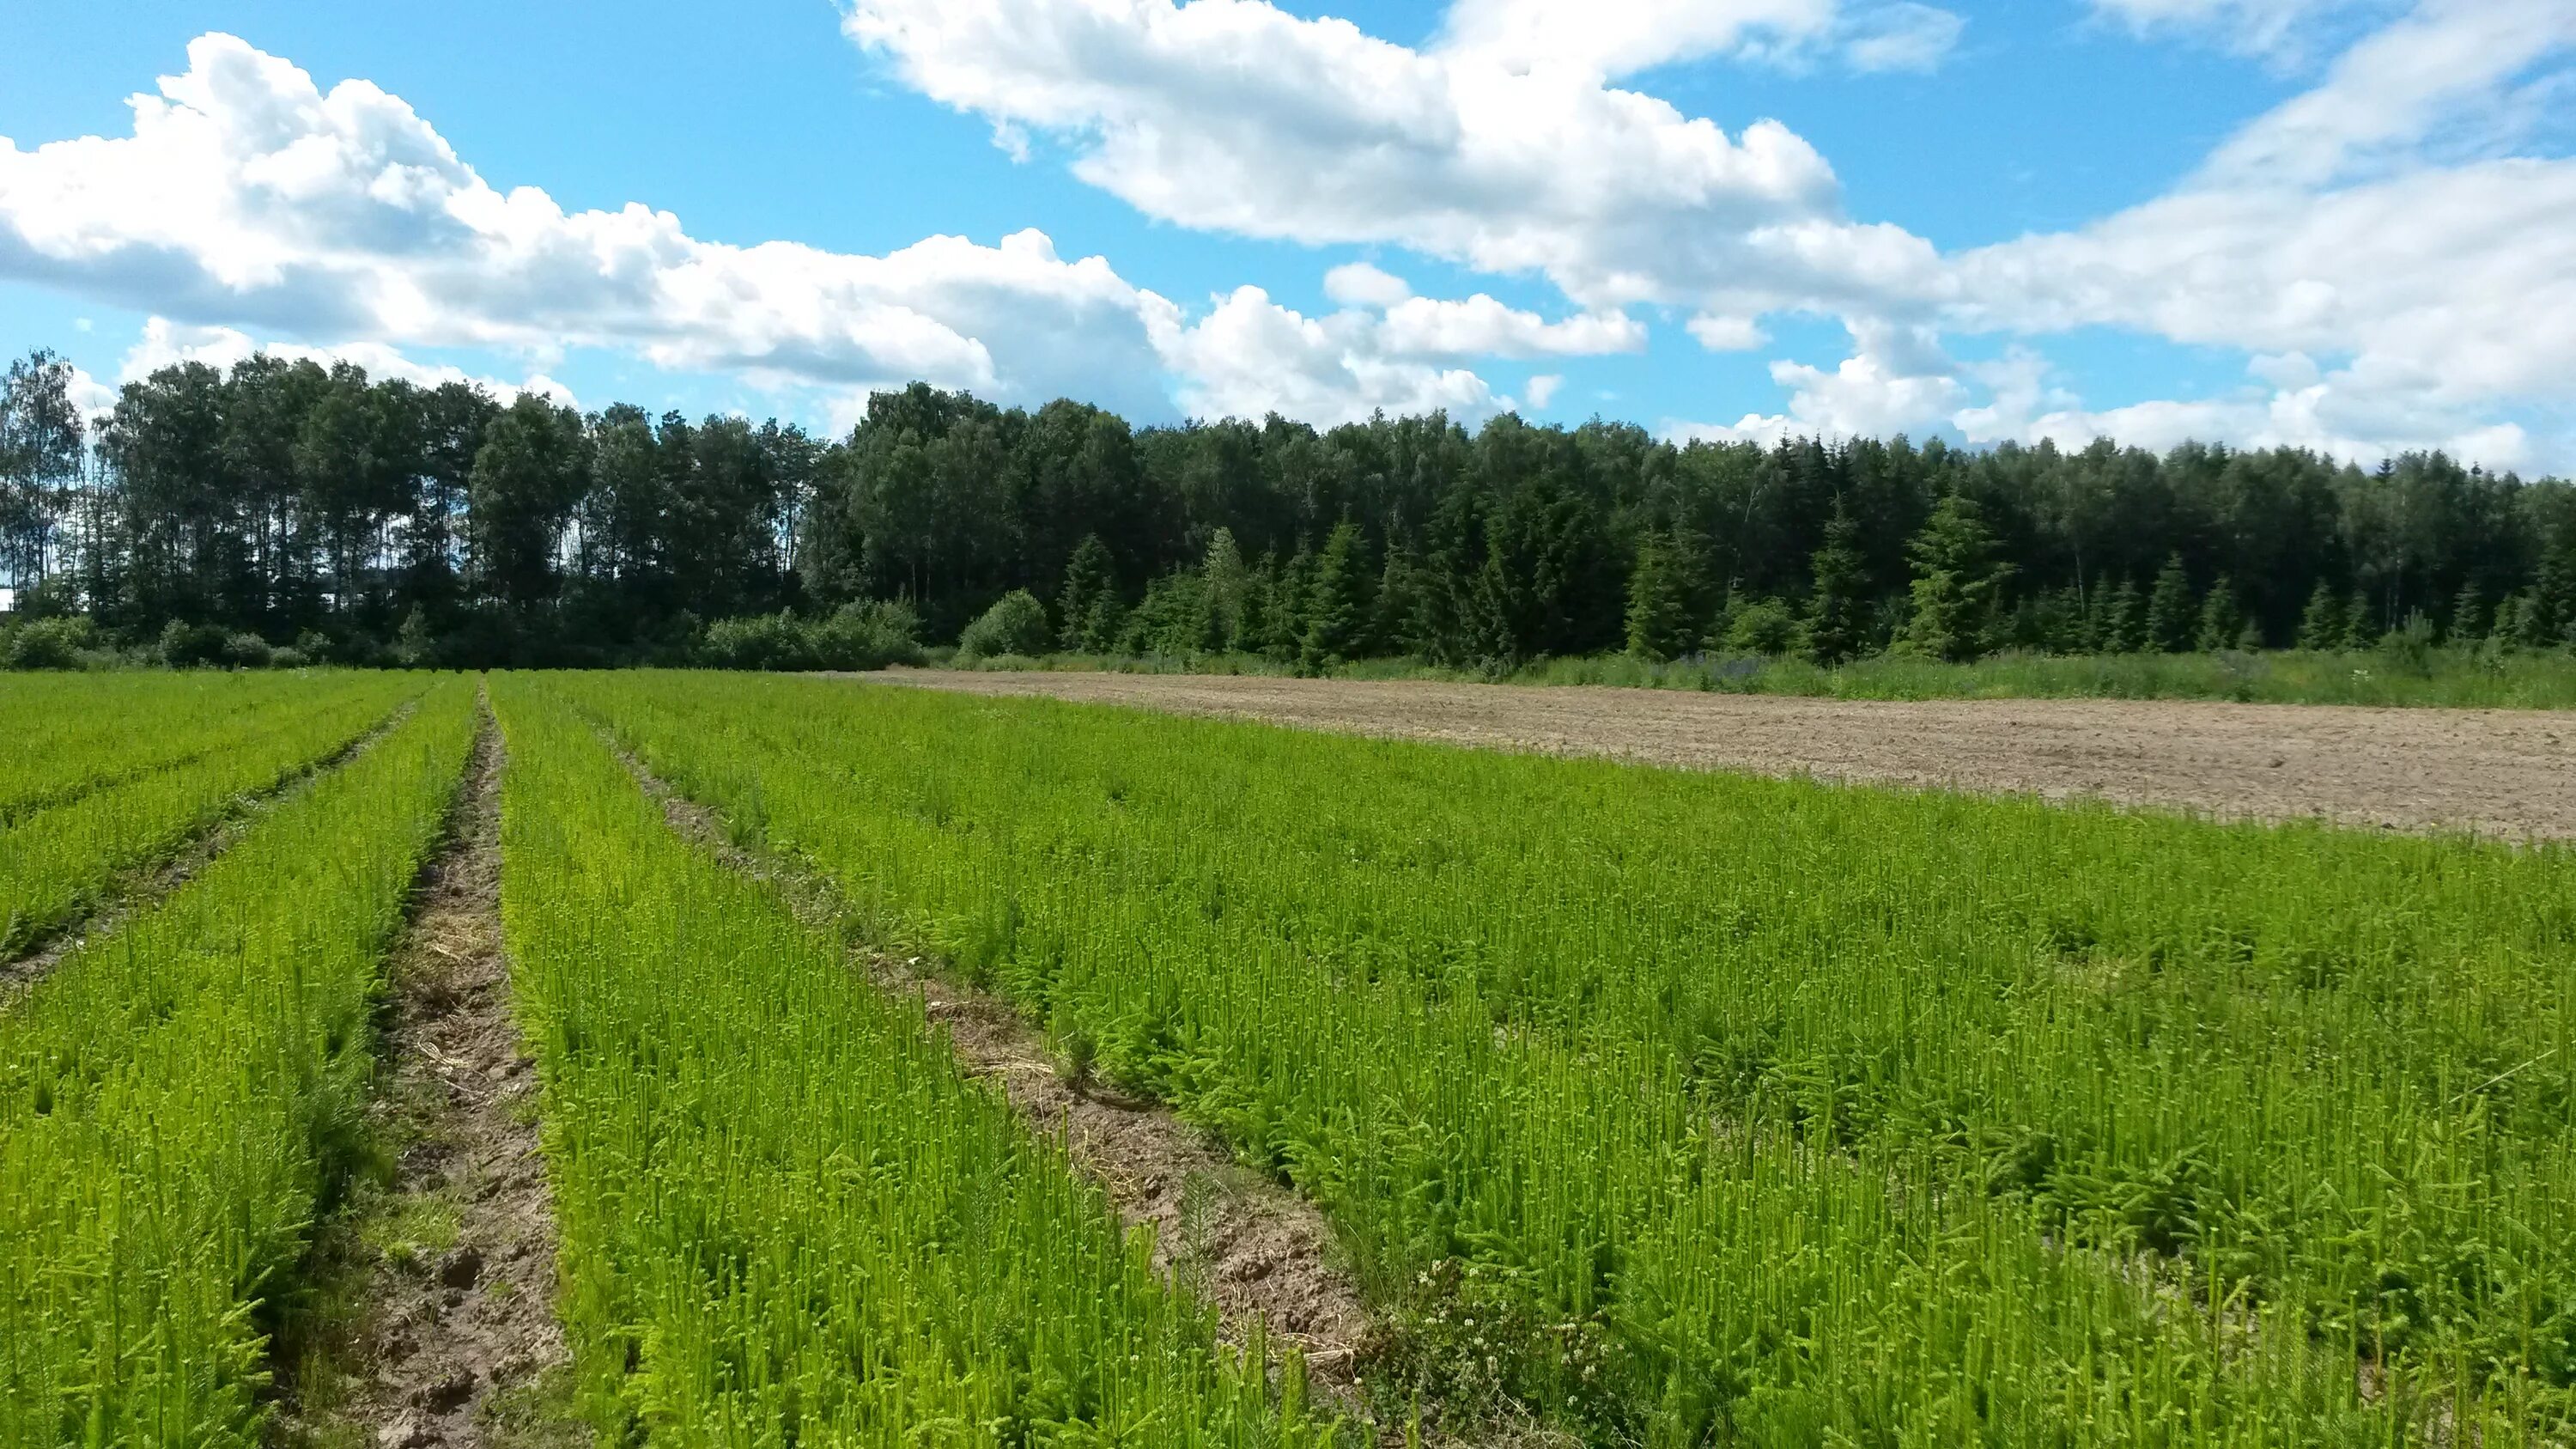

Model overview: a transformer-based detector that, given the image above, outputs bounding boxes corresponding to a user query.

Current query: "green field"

[2,670,2569,1446]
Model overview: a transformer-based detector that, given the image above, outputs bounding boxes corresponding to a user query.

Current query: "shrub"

[2,615,97,670]
[956,589,1053,661]
[222,632,275,669]
[1723,598,1801,656]
[809,599,925,671]
[700,612,811,671]
[157,621,233,668]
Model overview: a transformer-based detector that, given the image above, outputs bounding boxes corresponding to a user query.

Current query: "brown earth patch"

[877,670,2576,841]
[1,699,420,1002]
[614,746,1376,1412]
[285,703,579,1449]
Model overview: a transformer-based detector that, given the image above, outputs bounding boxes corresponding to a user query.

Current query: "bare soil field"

[878,669,2576,841]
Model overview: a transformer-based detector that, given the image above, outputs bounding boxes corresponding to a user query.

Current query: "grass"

[0,679,477,1448]
[487,674,1346,1445]
[567,670,2576,1446]
[939,642,2576,709]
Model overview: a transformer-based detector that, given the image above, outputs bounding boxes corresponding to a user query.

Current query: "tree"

[1802,504,1868,666]
[1200,527,1249,648]
[1056,533,1119,652]
[2102,579,2147,653]
[2449,579,2488,642]
[1623,529,1696,661]
[2196,575,2247,651]
[2144,553,2196,653]
[956,588,1051,659]
[2297,581,2347,650]
[468,395,589,612]
[1299,521,1374,671]
[1899,493,2014,662]
[0,350,86,592]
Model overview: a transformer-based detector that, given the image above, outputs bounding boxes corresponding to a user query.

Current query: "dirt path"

[0,699,420,1001]
[333,709,575,1449]
[878,670,2576,841]
[617,747,1375,1412]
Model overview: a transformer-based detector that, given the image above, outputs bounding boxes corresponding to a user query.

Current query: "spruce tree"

[2449,580,2488,643]
[1056,533,1115,652]
[1200,527,1248,650]
[2342,589,2378,650]
[2196,575,2245,652]
[1899,493,2014,663]
[2145,553,2196,653]
[2297,581,2346,650]
[1624,529,1696,661]
[1374,538,1425,658]
[1299,521,1373,672]
[2104,579,2147,653]
[1802,506,1868,667]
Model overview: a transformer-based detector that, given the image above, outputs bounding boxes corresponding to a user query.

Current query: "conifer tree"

[1899,493,2014,663]
[1056,533,1116,652]
[2342,589,2378,649]
[1624,529,1696,661]
[2196,575,2245,651]
[1299,521,1373,671]
[2145,553,2196,653]
[2449,580,2488,642]
[1802,505,1868,666]
[2104,579,2147,652]
[1200,527,1248,649]
[2298,581,2346,650]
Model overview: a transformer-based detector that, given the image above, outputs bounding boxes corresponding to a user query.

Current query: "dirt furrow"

[611,744,1377,1413]
[289,704,577,1449]
[875,669,2576,841]
[0,698,422,1002]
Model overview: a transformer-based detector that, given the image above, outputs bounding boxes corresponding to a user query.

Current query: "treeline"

[5,348,2576,670]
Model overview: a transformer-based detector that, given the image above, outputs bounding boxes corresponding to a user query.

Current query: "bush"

[956,589,1052,661]
[1722,598,1801,656]
[158,620,234,668]
[698,600,925,673]
[222,631,275,669]
[3,615,98,670]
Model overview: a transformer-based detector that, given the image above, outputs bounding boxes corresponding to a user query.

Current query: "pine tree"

[2449,579,2488,643]
[2297,581,2345,650]
[1056,533,1116,652]
[1899,493,2014,663]
[1624,529,1696,661]
[1802,505,1868,667]
[2342,589,2378,650]
[2145,553,2196,653]
[2103,579,2147,653]
[1374,537,1426,658]
[1299,521,1373,672]
[1200,527,1248,650]
[2196,575,2245,652]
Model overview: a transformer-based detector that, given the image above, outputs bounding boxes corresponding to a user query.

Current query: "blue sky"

[3,0,2571,470]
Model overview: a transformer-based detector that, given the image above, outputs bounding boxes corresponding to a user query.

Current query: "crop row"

[488,675,1340,1444]
[0,679,476,1447]
[0,673,421,956]
[0,672,374,824]
[564,671,2576,1445]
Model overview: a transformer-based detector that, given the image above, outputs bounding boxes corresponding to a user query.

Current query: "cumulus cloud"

[1322,260,1413,307]
[117,315,576,406]
[0,33,1176,417]
[840,0,1935,314]
[1525,373,1564,409]
[1667,319,1962,443]
[1432,0,1960,77]
[1376,295,1645,357]
[1153,285,1511,423]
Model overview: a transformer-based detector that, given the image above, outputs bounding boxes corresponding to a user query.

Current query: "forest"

[4,346,2574,672]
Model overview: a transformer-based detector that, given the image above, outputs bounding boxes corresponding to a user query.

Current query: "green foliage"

[956,588,1054,661]
[1057,532,1123,653]
[1899,493,2014,662]
[1300,521,1375,672]
[2146,552,2196,652]
[1621,529,1696,661]
[1722,596,1800,655]
[1,613,96,669]
[1802,506,1869,666]
[568,673,2576,1445]
[698,601,922,672]
[491,677,1339,1444]
[2298,581,2348,649]
[2196,573,2248,651]
[0,680,476,1446]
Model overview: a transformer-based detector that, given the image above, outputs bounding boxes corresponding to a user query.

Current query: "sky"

[3,0,2572,472]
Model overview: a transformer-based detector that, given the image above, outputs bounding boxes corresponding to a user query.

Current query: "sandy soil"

[344,710,574,1449]
[878,670,2576,841]
[624,751,1376,1413]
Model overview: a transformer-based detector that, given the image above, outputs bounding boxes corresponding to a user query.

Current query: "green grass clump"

[487,675,1344,1446]
[566,670,2576,1445]
[0,673,422,954]
[0,679,476,1447]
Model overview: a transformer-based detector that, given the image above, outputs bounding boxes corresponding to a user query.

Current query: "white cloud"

[1433,0,1834,76]
[1842,3,1967,71]
[839,0,1929,314]
[1323,260,1413,307]
[1525,373,1563,409]
[1667,318,1962,443]
[1377,295,1645,357]
[116,315,579,407]
[0,33,1177,417]
[1152,284,1510,424]
[2086,0,2391,60]
[1686,312,1770,350]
